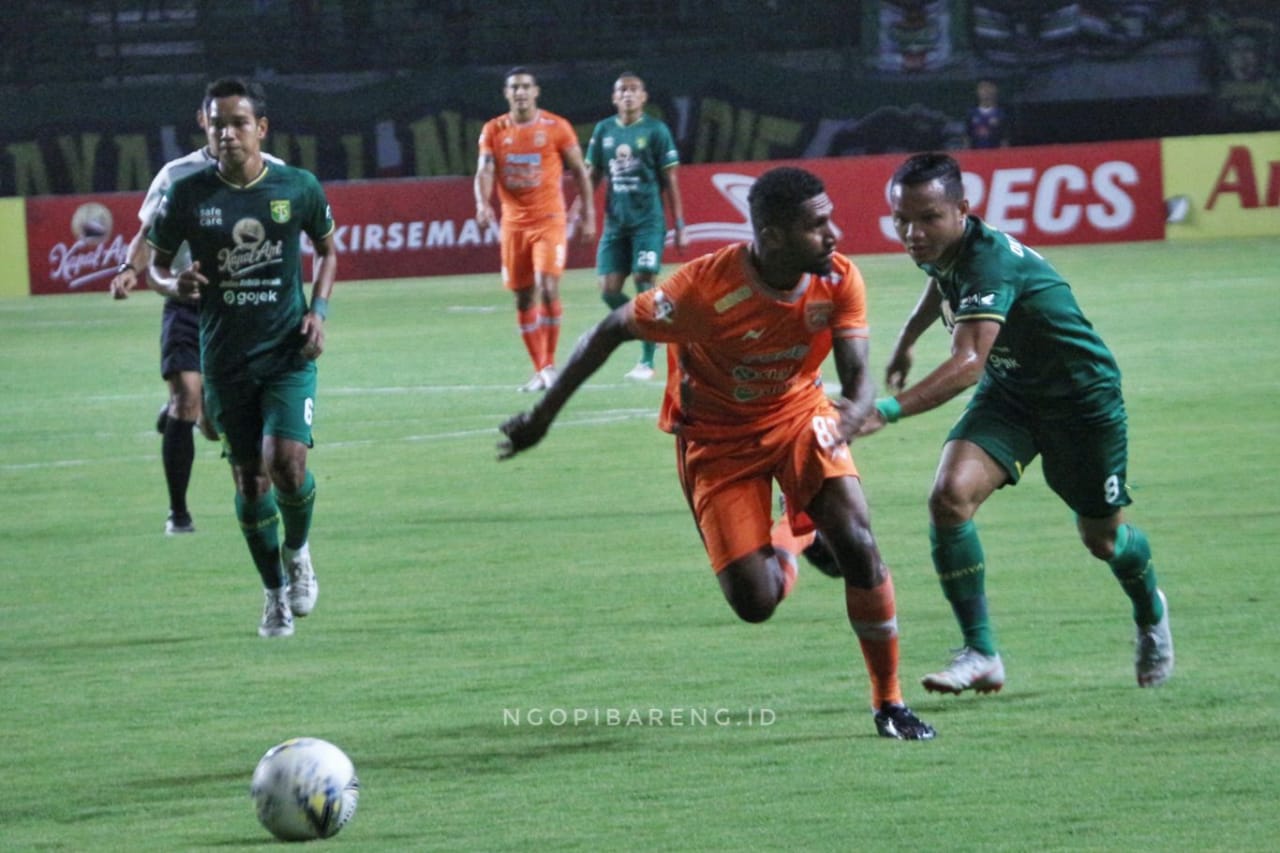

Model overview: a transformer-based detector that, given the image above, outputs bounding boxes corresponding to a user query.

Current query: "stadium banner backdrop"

[0,196,30,297]
[1162,131,1280,240]
[21,137,1166,295]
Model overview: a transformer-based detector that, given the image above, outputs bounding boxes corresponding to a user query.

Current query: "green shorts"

[595,224,666,277]
[204,364,317,465]
[948,385,1132,519]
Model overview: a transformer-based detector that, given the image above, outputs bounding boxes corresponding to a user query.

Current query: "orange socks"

[846,573,903,707]
[541,299,562,369]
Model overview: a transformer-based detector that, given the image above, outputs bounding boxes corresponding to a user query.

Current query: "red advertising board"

[671,140,1165,260]
[25,194,141,295]
[22,139,1164,295]
[320,176,594,282]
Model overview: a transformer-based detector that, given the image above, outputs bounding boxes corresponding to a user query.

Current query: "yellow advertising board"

[0,197,31,297]
[1163,132,1280,240]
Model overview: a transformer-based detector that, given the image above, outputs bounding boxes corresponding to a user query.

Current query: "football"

[250,737,360,841]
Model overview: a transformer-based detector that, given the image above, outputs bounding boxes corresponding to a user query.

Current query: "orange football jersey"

[626,243,869,442]
[478,110,579,228]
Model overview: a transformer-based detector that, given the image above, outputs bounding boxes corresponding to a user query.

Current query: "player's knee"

[928,483,976,526]
[822,527,878,584]
[237,469,272,501]
[1081,531,1116,561]
[718,564,781,623]
[729,594,778,624]
[267,456,307,492]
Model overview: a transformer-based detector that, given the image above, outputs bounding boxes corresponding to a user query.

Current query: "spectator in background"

[965,79,1010,149]
[1226,32,1263,82]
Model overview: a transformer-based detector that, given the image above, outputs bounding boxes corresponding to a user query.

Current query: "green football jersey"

[920,216,1122,418]
[148,163,335,382]
[585,114,679,231]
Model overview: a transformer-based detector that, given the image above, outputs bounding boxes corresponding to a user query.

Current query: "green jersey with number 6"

[585,114,679,231]
[148,163,335,382]
[919,216,1122,419]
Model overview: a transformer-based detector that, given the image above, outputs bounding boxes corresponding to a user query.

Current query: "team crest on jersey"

[269,200,291,224]
[804,301,834,332]
[534,131,547,147]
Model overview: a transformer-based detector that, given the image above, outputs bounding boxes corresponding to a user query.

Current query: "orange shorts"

[500,220,567,290]
[674,399,859,572]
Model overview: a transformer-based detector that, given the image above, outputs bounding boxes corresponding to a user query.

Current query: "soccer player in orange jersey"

[475,67,596,392]
[498,167,935,740]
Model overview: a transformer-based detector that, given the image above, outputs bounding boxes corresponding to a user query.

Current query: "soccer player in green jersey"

[861,152,1173,692]
[147,78,338,639]
[581,72,688,381]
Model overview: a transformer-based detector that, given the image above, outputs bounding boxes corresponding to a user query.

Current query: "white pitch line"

[1,410,656,471]
[86,382,661,403]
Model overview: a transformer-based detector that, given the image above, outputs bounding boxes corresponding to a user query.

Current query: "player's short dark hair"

[748,167,826,231]
[616,70,642,83]
[203,77,267,119]
[891,152,964,201]
[504,66,535,86]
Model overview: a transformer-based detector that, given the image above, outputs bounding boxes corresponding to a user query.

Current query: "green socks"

[634,281,656,367]
[236,491,282,588]
[275,470,316,550]
[601,291,629,311]
[602,289,654,367]
[931,521,997,656]
[1108,523,1163,626]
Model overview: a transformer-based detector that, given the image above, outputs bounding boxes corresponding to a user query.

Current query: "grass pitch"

[2,237,1277,850]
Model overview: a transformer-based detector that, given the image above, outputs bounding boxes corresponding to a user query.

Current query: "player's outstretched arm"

[497,309,636,460]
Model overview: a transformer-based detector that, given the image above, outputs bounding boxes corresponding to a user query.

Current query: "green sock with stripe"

[236,490,282,588]
[634,280,656,367]
[931,521,997,656]
[1108,523,1163,626]
[275,470,316,551]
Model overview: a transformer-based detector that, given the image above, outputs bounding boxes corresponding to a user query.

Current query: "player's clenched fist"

[497,410,549,460]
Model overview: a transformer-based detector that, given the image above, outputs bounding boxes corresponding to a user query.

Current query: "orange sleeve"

[478,119,496,156]
[554,115,580,154]
[626,255,712,344]
[830,256,869,339]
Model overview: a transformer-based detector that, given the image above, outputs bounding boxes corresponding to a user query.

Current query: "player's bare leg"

[808,476,935,740]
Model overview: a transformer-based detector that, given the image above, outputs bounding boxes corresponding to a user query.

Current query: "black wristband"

[117,263,136,274]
